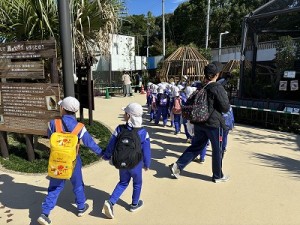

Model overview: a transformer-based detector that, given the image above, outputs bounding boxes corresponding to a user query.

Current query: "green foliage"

[198,48,212,61]
[166,0,266,48]
[0,120,112,173]
[119,0,268,55]
[0,0,120,61]
[275,36,297,73]
[227,68,240,90]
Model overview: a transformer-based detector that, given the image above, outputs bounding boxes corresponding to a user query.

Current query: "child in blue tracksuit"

[182,86,194,142]
[221,107,235,157]
[37,97,103,225]
[102,103,151,219]
[155,88,170,126]
[149,87,157,122]
[171,91,182,135]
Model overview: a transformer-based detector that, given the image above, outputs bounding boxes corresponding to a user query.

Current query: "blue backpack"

[223,108,234,130]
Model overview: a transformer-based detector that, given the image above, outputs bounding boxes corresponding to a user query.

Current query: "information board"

[0,83,60,135]
[0,60,44,79]
[0,40,56,59]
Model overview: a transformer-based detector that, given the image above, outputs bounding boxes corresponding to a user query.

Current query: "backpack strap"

[55,118,84,135]
[72,122,84,135]
[119,124,141,135]
[54,119,63,133]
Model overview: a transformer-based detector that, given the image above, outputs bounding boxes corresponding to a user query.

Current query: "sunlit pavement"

[1,93,300,225]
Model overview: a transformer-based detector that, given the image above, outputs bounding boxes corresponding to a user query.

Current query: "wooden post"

[80,106,84,122]
[87,59,93,125]
[51,57,59,84]
[0,131,9,159]
[77,68,84,122]
[25,134,35,161]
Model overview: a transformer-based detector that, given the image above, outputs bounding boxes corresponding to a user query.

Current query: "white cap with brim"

[58,96,80,113]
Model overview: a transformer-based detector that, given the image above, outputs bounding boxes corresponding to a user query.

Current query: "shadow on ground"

[0,174,128,224]
[253,153,300,179]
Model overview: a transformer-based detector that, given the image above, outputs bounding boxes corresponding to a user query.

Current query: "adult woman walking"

[169,62,231,183]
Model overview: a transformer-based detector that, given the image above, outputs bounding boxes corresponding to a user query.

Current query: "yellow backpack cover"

[48,119,84,179]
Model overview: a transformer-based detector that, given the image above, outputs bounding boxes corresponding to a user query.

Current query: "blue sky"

[124,0,187,16]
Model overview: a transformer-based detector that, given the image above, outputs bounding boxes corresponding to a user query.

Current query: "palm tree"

[0,0,121,62]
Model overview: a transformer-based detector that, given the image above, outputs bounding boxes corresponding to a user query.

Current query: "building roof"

[245,0,300,36]
[160,46,208,83]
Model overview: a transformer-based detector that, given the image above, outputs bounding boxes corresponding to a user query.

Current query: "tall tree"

[168,0,267,48]
[0,0,120,62]
[120,12,159,56]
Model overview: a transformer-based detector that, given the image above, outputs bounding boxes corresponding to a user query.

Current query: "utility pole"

[146,16,150,57]
[162,0,166,57]
[205,0,211,49]
[58,0,75,97]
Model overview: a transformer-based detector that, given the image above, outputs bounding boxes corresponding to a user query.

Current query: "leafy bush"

[0,119,112,173]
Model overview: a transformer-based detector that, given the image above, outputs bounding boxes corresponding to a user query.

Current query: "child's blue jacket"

[48,114,103,156]
[103,123,151,169]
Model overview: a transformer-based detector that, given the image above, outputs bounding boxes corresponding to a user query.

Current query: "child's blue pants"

[155,106,168,125]
[173,114,181,133]
[109,161,143,205]
[42,156,86,215]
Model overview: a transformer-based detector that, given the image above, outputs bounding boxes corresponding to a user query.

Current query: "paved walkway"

[1,93,300,225]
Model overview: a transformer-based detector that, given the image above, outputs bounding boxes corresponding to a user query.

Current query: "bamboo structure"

[221,60,240,73]
[221,59,252,76]
[160,47,208,83]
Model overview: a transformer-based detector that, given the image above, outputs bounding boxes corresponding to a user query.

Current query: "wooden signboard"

[0,83,60,136]
[0,60,44,79]
[0,40,56,59]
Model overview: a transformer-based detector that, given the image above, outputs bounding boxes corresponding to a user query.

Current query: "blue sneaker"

[37,214,51,225]
[77,203,89,217]
[130,200,143,212]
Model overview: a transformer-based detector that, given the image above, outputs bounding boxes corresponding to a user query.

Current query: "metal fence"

[93,83,140,96]
[231,98,300,133]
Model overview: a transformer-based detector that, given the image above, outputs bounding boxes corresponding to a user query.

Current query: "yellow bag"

[48,119,84,179]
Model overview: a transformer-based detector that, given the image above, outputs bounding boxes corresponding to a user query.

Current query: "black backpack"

[159,93,168,106]
[112,125,142,169]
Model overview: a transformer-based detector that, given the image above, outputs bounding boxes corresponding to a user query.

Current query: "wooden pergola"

[222,60,240,73]
[159,46,208,83]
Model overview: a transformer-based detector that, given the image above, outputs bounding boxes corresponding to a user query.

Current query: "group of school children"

[37,63,234,225]
[146,81,196,138]
[145,79,234,163]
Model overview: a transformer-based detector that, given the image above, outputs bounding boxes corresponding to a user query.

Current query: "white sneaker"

[169,163,180,179]
[102,200,114,219]
[37,214,51,225]
[213,175,229,183]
